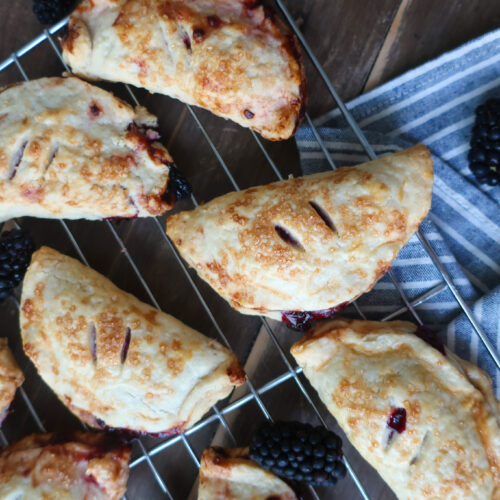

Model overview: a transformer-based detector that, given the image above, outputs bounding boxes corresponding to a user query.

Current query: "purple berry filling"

[281,303,347,330]
[387,407,406,434]
[414,325,446,355]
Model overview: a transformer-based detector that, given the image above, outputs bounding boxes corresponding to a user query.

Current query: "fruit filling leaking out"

[387,407,406,434]
[414,325,446,355]
[386,407,406,445]
[281,303,347,330]
[120,123,192,211]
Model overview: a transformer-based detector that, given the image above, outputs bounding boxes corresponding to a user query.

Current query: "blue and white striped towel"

[296,29,500,394]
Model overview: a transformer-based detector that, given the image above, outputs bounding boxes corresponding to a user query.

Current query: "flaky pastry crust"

[291,319,500,500]
[167,145,433,320]
[62,0,306,140]
[20,247,245,435]
[0,432,130,500]
[0,338,24,423]
[0,77,174,221]
[198,447,297,499]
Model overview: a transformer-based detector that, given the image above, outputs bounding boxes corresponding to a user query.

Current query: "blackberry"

[33,0,76,25]
[163,165,192,204]
[0,229,35,301]
[469,98,500,186]
[249,421,346,487]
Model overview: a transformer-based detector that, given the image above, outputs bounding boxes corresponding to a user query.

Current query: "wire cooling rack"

[0,2,499,499]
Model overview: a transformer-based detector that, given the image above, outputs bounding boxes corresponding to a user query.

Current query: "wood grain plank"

[362,0,500,91]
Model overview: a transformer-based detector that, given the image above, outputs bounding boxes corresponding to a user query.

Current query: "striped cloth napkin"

[296,29,500,394]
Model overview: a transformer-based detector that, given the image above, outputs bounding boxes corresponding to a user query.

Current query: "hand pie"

[167,146,433,327]
[291,318,500,500]
[0,338,24,424]
[20,246,245,435]
[61,0,306,141]
[198,447,297,500]
[0,431,130,500]
[0,76,184,221]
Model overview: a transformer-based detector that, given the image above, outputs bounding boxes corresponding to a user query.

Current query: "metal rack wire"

[0,2,497,499]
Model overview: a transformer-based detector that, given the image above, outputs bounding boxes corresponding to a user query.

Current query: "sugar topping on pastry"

[291,318,500,500]
[62,0,306,140]
[20,247,245,435]
[167,145,433,325]
[0,76,184,221]
[0,432,131,500]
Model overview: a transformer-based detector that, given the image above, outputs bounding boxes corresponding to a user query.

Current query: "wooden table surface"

[0,1,499,499]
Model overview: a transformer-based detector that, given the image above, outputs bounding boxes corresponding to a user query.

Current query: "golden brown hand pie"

[20,247,245,435]
[291,318,500,500]
[198,447,297,500]
[0,432,130,500]
[0,76,181,221]
[167,145,433,327]
[62,0,306,141]
[0,338,24,424]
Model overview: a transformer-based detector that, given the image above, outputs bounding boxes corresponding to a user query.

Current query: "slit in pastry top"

[0,76,188,221]
[291,318,500,500]
[166,145,433,323]
[20,247,245,436]
[61,0,306,141]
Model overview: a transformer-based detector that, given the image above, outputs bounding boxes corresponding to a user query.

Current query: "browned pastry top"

[62,0,306,140]
[0,431,131,500]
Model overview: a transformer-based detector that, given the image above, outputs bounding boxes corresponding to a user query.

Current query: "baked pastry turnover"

[0,431,130,500]
[291,318,500,500]
[198,447,297,500]
[167,145,433,327]
[62,0,306,140]
[0,76,180,221]
[0,338,24,424]
[20,247,245,435]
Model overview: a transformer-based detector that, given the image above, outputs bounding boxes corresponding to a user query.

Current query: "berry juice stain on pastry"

[0,77,189,221]
[291,318,500,500]
[0,432,130,500]
[61,0,306,140]
[20,247,245,436]
[167,146,433,328]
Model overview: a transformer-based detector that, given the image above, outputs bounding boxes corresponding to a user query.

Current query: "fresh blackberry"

[0,229,35,301]
[469,98,500,186]
[249,421,346,487]
[33,0,76,25]
[163,165,192,204]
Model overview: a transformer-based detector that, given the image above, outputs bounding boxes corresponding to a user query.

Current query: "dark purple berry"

[249,421,345,488]
[488,129,500,141]
[486,151,500,165]
[471,164,490,177]
[313,444,326,458]
[163,165,192,204]
[33,0,76,24]
[468,147,486,163]
[470,97,500,185]
[0,229,35,301]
